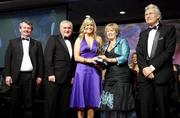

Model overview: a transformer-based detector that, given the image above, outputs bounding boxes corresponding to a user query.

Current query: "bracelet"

[84,58,87,63]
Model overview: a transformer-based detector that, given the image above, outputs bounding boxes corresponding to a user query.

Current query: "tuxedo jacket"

[4,37,44,83]
[44,35,76,84]
[136,23,176,84]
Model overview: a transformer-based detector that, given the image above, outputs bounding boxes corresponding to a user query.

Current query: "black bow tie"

[64,36,70,40]
[22,38,29,41]
[148,25,158,30]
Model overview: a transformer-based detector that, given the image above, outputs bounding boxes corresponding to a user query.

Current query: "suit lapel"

[144,30,149,58]
[29,38,35,56]
[17,38,23,56]
[58,35,70,57]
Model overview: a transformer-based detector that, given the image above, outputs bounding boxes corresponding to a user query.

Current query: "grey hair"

[20,19,33,30]
[145,4,162,21]
[60,20,73,28]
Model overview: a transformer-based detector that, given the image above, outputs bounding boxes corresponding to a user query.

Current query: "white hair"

[60,20,73,28]
[145,4,162,20]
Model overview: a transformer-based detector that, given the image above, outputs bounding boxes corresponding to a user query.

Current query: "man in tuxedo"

[4,20,44,118]
[44,20,76,118]
[136,4,176,118]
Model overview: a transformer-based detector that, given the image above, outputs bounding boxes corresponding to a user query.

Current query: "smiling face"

[60,21,73,38]
[19,22,33,38]
[144,4,161,27]
[106,27,117,41]
[105,23,120,41]
[131,53,138,64]
[79,17,97,37]
[145,9,160,27]
[84,22,94,35]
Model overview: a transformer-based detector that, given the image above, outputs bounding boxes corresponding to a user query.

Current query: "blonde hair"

[78,17,97,40]
[145,4,162,21]
[105,23,120,36]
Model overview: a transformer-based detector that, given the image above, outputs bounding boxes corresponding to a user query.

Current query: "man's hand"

[5,76,12,86]
[147,73,154,79]
[143,67,154,77]
[71,78,74,85]
[48,75,56,83]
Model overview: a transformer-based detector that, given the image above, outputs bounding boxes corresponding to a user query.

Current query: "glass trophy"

[96,45,108,69]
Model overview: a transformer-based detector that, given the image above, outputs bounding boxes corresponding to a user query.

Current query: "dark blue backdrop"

[0,6,66,67]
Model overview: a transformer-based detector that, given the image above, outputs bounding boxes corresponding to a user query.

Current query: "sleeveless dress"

[70,37,101,109]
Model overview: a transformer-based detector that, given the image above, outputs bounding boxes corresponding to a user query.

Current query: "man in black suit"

[44,20,76,118]
[4,20,44,118]
[136,4,176,118]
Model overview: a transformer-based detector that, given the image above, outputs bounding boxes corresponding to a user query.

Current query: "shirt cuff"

[150,65,155,71]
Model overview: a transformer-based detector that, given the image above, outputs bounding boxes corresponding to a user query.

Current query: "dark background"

[0,6,67,67]
[0,0,179,25]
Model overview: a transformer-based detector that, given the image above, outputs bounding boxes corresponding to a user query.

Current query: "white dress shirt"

[147,29,157,57]
[147,23,159,57]
[65,39,72,59]
[20,38,33,71]
[147,23,159,71]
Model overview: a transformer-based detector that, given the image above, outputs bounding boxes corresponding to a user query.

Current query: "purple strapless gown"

[70,37,101,109]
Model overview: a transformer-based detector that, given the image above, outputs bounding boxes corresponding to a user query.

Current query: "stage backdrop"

[0,6,66,68]
[97,19,180,65]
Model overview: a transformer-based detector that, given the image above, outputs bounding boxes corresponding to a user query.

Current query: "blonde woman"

[70,17,102,118]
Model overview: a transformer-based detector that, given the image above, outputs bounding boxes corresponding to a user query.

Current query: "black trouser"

[9,72,33,118]
[44,81,72,118]
[140,80,170,118]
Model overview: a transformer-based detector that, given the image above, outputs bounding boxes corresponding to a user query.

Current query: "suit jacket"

[136,23,176,84]
[4,37,44,83]
[44,35,76,84]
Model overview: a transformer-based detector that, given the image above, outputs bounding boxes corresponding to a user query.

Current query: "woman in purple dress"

[70,17,102,118]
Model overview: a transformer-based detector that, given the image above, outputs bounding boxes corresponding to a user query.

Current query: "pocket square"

[158,37,164,40]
